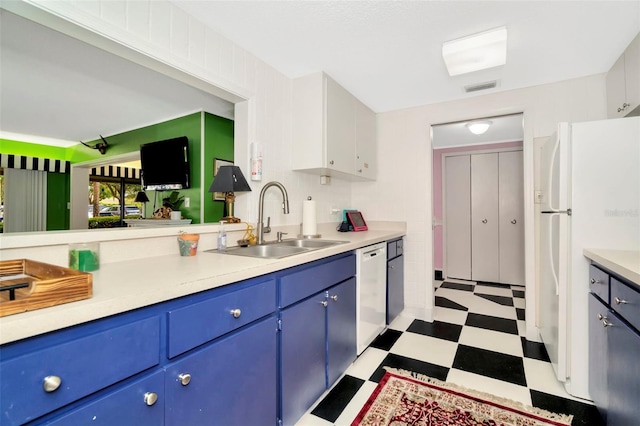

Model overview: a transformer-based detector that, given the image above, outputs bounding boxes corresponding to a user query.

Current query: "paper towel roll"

[302,197,318,236]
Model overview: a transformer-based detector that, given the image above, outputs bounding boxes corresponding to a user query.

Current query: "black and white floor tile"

[296,279,604,426]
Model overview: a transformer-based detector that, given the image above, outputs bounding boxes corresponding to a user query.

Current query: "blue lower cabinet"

[588,294,608,421]
[45,371,165,425]
[327,278,357,386]
[280,278,357,426]
[607,311,640,426]
[164,316,277,426]
[280,291,327,426]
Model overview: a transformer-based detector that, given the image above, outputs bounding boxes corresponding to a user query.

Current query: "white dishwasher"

[356,242,387,355]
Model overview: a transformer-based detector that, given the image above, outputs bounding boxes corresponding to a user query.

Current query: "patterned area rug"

[352,369,573,426]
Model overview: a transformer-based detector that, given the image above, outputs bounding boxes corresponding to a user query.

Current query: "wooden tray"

[0,259,93,317]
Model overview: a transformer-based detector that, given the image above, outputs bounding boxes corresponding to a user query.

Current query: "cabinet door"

[164,317,277,426]
[325,76,356,174]
[625,33,640,115]
[387,255,405,324]
[48,371,164,426]
[281,293,328,426]
[606,53,627,118]
[327,278,357,386]
[471,153,500,282]
[498,151,524,285]
[588,294,608,421]
[607,311,640,426]
[444,155,472,280]
[355,99,376,180]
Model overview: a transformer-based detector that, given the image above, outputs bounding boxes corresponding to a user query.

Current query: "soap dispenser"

[217,221,227,251]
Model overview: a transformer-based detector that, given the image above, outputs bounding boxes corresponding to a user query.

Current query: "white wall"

[353,75,607,337]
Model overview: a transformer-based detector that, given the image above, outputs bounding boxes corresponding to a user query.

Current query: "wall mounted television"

[140,136,190,190]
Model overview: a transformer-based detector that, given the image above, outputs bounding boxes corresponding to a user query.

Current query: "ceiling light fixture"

[442,26,507,76]
[466,120,492,135]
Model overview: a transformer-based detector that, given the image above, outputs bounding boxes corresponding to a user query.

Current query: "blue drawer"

[589,265,609,302]
[47,370,165,425]
[167,279,276,358]
[611,278,640,332]
[0,316,160,425]
[280,254,356,308]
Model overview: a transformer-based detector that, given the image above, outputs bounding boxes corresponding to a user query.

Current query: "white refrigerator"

[538,116,640,400]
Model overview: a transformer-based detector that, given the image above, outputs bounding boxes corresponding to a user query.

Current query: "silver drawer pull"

[144,392,158,406]
[597,313,605,321]
[614,297,628,305]
[602,319,612,328]
[330,295,338,302]
[230,309,242,318]
[178,373,191,386]
[590,278,601,285]
[320,300,328,307]
[43,375,61,393]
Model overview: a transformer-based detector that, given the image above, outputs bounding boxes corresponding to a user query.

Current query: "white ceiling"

[175,0,640,112]
[1,2,639,148]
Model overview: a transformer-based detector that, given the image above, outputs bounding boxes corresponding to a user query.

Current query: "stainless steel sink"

[210,239,347,259]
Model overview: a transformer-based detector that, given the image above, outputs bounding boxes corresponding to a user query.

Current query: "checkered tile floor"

[296,280,604,426]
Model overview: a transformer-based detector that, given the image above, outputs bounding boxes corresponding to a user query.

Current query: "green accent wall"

[47,173,70,230]
[0,139,69,160]
[204,112,234,223]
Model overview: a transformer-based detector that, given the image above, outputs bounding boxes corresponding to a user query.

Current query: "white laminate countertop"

[0,227,405,345]
[583,249,640,286]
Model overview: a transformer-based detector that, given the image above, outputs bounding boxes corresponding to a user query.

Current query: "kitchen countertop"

[583,249,640,286]
[0,227,405,345]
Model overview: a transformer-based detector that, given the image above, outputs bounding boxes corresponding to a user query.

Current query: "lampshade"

[442,26,507,76]
[208,166,252,193]
[466,120,492,135]
[134,191,150,203]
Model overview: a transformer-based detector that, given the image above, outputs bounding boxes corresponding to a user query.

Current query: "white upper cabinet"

[292,72,377,181]
[607,32,640,118]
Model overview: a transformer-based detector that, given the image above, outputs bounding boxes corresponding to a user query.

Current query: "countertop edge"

[0,228,405,345]
[583,248,640,286]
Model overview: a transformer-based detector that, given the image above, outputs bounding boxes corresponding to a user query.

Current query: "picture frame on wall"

[213,158,234,201]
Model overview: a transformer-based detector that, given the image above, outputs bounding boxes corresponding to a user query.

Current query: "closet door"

[471,153,500,283]
[499,151,525,285]
[444,155,471,280]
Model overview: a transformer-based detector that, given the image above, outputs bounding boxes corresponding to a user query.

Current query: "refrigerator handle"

[547,212,560,296]
[547,133,561,213]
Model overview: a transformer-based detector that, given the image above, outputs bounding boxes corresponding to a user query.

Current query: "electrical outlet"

[184,197,190,208]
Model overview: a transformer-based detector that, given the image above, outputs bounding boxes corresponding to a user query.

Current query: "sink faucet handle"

[264,216,271,234]
[277,231,288,242]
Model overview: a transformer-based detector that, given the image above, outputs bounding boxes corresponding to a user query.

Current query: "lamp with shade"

[208,166,252,223]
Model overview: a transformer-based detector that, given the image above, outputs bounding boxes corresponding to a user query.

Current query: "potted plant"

[153,191,185,219]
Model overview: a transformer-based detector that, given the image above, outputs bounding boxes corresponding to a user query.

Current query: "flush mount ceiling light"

[466,120,492,135]
[442,26,507,76]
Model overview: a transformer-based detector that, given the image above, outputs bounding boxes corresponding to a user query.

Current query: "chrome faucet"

[257,181,290,245]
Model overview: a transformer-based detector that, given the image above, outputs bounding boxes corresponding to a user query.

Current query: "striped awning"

[0,154,70,174]
[90,165,141,180]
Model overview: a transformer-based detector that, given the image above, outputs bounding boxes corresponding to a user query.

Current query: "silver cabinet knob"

[590,278,600,285]
[597,313,606,321]
[144,392,158,406]
[230,309,241,318]
[330,295,338,302]
[178,373,191,386]
[43,375,62,393]
[389,264,394,269]
[614,297,627,305]
[320,300,328,307]
[511,219,517,224]
[482,219,488,224]
[602,319,612,328]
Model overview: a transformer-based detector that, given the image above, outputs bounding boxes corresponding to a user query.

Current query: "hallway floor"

[296,279,604,425]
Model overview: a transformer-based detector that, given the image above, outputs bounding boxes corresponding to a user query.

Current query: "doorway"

[432,113,525,286]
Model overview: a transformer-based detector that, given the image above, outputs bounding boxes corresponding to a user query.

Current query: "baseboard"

[434,270,443,280]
